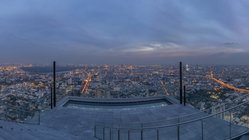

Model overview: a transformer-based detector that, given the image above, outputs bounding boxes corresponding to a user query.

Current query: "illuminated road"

[160,81,170,96]
[209,73,249,93]
[81,73,92,94]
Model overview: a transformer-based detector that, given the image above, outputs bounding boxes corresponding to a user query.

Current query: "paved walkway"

[0,97,248,140]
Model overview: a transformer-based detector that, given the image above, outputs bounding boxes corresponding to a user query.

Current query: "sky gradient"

[0,0,249,64]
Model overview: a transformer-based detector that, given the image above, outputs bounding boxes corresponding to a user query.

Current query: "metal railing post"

[229,111,232,139]
[128,130,130,140]
[50,87,53,109]
[118,129,120,140]
[94,126,96,138]
[103,127,105,140]
[110,128,112,140]
[141,129,143,140]
[184,85,186,106]
[53,61,56,107]
[201,120,204,140]
[177,124,180,140]
[38,111,41,125]
[157,129,159,140]
[177,117,180,140]
[179,61,183,104]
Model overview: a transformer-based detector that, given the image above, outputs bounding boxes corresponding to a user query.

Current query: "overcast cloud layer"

[0,0,249,64]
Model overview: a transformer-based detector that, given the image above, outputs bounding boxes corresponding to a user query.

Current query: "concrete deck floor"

[0,99,248,140]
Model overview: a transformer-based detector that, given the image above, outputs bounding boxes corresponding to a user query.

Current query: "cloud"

[0,0,249,64]
[117,42,248,58]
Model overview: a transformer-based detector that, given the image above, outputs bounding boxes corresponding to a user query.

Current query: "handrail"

[95,93,249,128]
[109,97,249,130]
[94,107,210,129]
[1,104,40,113]
[94,99,249,140]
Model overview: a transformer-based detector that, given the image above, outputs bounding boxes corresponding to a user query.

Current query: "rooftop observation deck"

[1,96,249,140]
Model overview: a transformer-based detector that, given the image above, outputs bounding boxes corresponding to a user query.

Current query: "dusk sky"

[0,0,249,64]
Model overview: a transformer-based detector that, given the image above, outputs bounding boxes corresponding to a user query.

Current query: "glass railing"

[94,99,249,140]
[0,65,50,125]
[93,93,249,137]
[0,105,40,125]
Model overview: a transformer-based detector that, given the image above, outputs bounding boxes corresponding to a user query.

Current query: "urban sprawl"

[0,64,249,124]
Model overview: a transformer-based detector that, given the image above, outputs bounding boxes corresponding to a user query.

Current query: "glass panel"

[103,127,111,140]
[203,115,230,140]
[230,106,249,138]
[119,129,129,140]
[142,128,157,140]
[0,65,49,124]
[179,120,202,140]
[159,126,178,140]
[95,125,104,139]
[111,128,120,140]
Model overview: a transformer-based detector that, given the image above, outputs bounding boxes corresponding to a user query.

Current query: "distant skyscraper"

[186,64,190,71]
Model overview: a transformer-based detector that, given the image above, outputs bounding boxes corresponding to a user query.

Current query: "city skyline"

[1,0,249,64]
